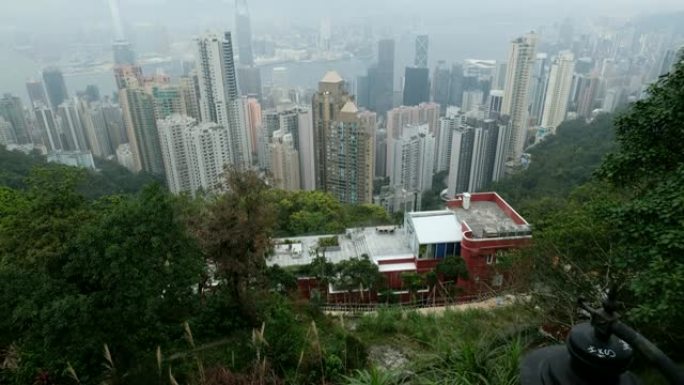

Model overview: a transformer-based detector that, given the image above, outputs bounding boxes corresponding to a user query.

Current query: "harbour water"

[0,46,368,104]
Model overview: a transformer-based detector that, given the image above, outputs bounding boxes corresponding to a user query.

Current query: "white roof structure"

[378,262,417,273]
[321,71,343,83]
[340,101,359,114]
[409,211,462,244]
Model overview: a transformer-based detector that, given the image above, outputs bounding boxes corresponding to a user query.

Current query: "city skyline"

[0,0,683,199]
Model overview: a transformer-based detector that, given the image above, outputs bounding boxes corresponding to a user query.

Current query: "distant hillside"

[491,114,615,210]
[0,146,160,198]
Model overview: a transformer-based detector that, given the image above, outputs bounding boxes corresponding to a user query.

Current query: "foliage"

[491,114,615,212]
[333,255,385,293]
[302,255,337,288]
[0,146,158,198]
[435,256,469,281]
[266,265,298,294]
[400,272,425,303]
[354,307,538,385]
[597,58,684,189]
[189,167,277,322]
[495,59,684,352]
[343,366,407,385]
[269,189,391,237]
[0,167,203,384]
[319,236,340,248]
[421,171,448,211]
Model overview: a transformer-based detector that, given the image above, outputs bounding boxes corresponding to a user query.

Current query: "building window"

[486,254,494,265]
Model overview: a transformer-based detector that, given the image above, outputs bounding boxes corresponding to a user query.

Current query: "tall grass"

[353,305,538,385]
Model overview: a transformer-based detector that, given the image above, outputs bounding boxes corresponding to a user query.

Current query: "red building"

[284,192,531,305]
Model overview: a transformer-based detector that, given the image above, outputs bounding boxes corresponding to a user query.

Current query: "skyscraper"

[158,115,194,194]
[576,75,599,119]
[101,102,127,150]
[185,122,231,192]
[432,61,451,112]
[375,128,388,178]
[270,130,301,191]
[502,32,537,161]
[366,39,395,116]
[42,67,69,110]
[487,90,504,119]
[312,71,351,189]
[462,89,484,113]
[402,67,430,106]
[446,119,506,196]
[179,74,202,121]
[235,0,254,67]
[158,114,232,194]
[114,65,144,90]
[385,103,440,177]
[108,0,136,66]
[26,80,48,108]
[528,53,549,125]
[121,88,164,176]
[0,94,30,144]
[325,102,375,204]
[391,123,435,194]
[113,40,136,66]
[151,85,187,119]
[414,35,429,68]
[244,97,261,155]
[237,66,262,99]
[446,126,474,196]
[493,62,507,90]
[296,108,316,191]
[0,118,15,147]
[235,0,262,99]
[56,100,88,152]
[158,114,230,194]
[448,64,464,107]
[435,109,465,173]
[34,105,62,151]
[541,51,575,132]
[79,101,115,158]
[195,32,251,169]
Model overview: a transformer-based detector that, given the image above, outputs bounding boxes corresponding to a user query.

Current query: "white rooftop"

[340,101,359,114]
[320,71,343,83]
[378,262,417,273]
[409,211,462,244]
[268,227,414,268]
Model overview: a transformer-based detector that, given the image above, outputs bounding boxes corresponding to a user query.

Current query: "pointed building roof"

[340,101,359,114]
[321,71,344,83]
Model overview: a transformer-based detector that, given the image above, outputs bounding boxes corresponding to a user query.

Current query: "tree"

[435,255,469,281]
[400,273,425,304]
[334,255,384,300]
[269,189,391,237]
[305,255,337,292]
[598,57,684,189]
[190,168,276,321]
[0,146,157,198]
[0,169,203,384]
[491,114,615,210]
[593,59,684,346]
[266,265,298,294]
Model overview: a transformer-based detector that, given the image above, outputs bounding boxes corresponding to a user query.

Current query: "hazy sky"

[2,0,683,34]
